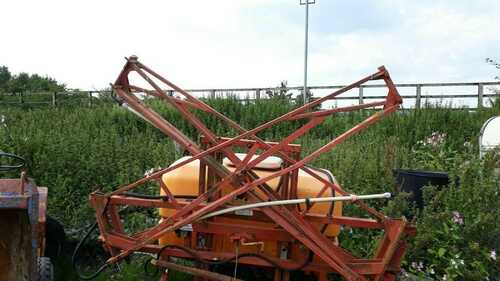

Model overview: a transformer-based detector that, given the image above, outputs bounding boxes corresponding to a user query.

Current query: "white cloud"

[0,0,498,91]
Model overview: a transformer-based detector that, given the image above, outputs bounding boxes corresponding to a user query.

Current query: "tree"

[295,88,314,106]
[1,70,66,94]
[265,81,293,99]
[27,74,66,92]
[0,66,11,92]
[7,72,30,94]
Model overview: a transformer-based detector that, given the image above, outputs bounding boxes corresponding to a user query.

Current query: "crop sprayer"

[82,56,415,281]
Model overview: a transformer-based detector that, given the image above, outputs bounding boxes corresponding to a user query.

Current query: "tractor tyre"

[38,257,54,281]
[45,215,66,259]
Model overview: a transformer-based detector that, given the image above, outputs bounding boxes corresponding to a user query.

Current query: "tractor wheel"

[45,216,66,259]
[38,257,54,281]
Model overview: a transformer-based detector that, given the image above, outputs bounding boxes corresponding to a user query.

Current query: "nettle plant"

[404,150,500,281]
[412,131,458,171]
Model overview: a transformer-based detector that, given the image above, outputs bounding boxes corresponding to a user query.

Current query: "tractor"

[0,152,54,281]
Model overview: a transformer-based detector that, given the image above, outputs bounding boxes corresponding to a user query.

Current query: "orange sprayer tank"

[158,155,342,261]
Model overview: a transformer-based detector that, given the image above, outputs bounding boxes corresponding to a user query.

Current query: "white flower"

[429,268,435,275]
[400,268,409,277]
[442,274,448,280]
[452,211,464,225]
[491,250,497,261]
[411,261,424,271]
[421,131,447,147]
[144,168,155,177]
[144,166,164,177]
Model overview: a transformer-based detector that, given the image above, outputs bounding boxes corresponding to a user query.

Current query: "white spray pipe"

[198,192,391,221]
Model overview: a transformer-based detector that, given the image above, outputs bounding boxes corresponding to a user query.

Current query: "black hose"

[71,192,166,280]
[71,222,110,280]
[143,256,160,277]
[156,244,313,271]
[122,192,169,200]
[71,190,174,280]
[72,197,112,280]
[0,152,25,171]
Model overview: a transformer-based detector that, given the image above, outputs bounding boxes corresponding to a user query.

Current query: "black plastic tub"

[394,169,450,208]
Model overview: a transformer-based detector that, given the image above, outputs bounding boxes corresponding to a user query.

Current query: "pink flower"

[452,211,464,225]
[422,132,447,147]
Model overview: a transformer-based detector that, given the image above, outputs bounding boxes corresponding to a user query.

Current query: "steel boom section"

[90,56,411,281]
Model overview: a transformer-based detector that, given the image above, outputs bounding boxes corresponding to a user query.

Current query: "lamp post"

[300,0,315,105]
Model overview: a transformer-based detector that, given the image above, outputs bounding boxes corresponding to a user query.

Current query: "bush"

[1,98,499,280]
[403,150,499,280]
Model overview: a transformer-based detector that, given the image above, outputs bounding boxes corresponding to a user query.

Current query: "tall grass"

[1,98,499,280]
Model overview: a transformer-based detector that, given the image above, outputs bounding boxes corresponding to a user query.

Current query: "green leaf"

[438,248,446,257]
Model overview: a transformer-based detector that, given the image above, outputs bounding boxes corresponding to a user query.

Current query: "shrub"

[1,98,499,280]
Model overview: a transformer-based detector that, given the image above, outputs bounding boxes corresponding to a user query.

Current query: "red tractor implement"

[0,152,54,281]
[87,56,415,281]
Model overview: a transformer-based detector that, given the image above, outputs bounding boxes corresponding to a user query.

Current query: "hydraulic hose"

[122,191,169,200]
[0,151,25,171]
[156,244,313,271]
[72,196,112,280]
[71,222,110,280]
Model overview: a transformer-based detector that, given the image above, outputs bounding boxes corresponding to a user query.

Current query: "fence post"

[52,92,57,107]
[358,86,364,105]
[415,85,422,109]
[210,90,216,99]
[477,83,483,108]
[19,92,24,104]
[88,91,92,107]
[256,89,260,100]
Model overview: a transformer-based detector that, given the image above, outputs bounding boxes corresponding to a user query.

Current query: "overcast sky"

[1,0,499,90]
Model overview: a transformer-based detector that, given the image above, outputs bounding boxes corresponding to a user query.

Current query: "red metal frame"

[89,55,415,281]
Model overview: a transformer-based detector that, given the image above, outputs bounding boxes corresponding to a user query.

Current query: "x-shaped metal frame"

[89,56,414,281]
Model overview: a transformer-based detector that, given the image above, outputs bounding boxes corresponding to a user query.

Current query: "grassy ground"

[1,97,499,280]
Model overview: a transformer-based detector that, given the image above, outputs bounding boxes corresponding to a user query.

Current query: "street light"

[300,0,315,105]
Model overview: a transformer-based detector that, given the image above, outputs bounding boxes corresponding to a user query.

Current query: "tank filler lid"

[479,116,500,158]
[223,153,283,170]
